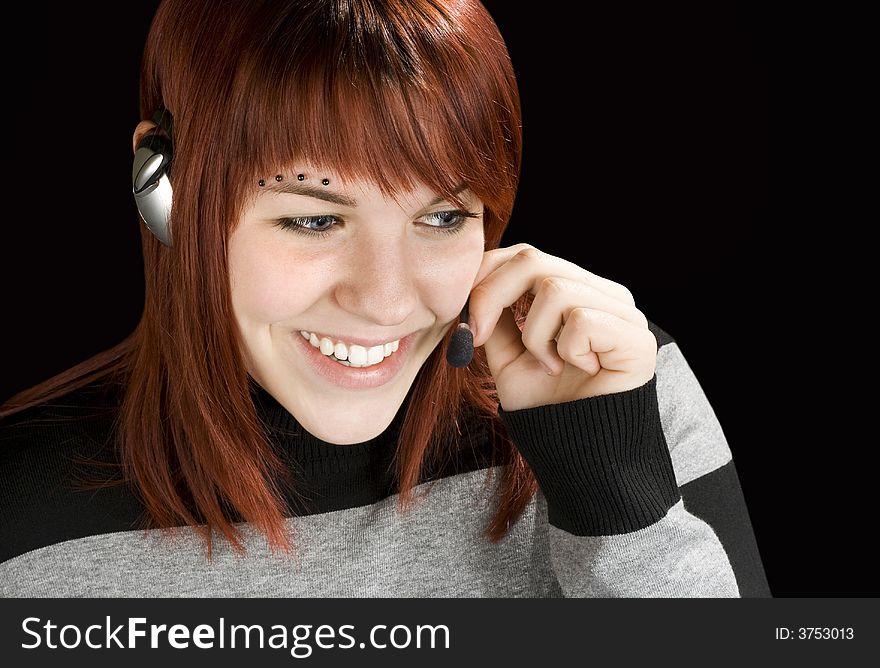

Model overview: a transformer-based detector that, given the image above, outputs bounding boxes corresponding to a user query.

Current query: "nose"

[332,235,421,326]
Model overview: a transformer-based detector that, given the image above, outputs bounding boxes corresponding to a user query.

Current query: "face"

[228,163,485,444]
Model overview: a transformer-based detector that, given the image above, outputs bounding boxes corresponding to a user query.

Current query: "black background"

[2,4,868,597]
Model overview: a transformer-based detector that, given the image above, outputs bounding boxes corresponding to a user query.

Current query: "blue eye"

[275,215,338,237]
[422,210,478,231]
[274,209,481,239]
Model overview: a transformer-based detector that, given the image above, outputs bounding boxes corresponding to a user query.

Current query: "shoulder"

[644,318,732,485]
[647,318,676,350]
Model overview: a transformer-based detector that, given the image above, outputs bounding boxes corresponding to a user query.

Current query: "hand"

[467,244,657,411]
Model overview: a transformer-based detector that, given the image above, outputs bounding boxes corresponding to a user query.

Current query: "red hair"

[0,0,537,561]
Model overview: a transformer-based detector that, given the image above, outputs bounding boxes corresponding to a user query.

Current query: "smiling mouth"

[298,330,401,368]
[293,329,420,390]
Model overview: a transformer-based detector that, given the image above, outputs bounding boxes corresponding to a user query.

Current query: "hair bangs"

[228,0,518,217]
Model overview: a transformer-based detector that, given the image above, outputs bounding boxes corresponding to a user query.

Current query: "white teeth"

[301,330,401,368]
[367,345,384,365]
[347,344,367,366]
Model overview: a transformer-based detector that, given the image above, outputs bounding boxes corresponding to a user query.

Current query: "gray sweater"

[0,322,770,597]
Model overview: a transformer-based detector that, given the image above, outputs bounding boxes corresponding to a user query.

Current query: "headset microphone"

[445,299,474,368]
[132,108,175,246]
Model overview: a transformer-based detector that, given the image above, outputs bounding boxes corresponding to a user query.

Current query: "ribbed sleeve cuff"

[497,375,681,536]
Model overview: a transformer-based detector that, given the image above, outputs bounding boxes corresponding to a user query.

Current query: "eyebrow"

[261,180,471,208]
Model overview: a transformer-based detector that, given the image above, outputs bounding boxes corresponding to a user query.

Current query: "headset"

[132,108,175,247]
[130,106,474,365]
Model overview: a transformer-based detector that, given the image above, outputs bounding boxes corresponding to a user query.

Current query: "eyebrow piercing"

[258,173,331,186]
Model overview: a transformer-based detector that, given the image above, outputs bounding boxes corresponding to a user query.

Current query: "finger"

[470,246,577,347]
[556,307,658,377]
[472,244,636,306]
[470,246,637,347]
[481,305,527,376]
[521,276,650,374]
[470,243,540,290]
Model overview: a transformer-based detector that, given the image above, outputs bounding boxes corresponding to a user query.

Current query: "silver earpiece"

[132,109,174,247]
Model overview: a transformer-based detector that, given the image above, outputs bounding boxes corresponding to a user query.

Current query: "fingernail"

[540,362,554,375]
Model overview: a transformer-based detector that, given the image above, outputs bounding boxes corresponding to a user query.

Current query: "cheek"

[228,233,318,324]
[413,227,484,315]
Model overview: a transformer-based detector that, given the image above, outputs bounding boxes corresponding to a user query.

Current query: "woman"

[0,0,768,597]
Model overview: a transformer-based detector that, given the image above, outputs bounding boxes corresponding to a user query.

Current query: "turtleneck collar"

[245,373,427,516]
[243,373,492,517]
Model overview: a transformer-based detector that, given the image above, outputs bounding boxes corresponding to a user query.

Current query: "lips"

[293,329,418,390]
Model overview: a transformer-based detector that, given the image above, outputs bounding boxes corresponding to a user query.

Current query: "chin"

[298,403,401,445]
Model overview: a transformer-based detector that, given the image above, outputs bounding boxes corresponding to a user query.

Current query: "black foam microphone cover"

[446,299,474,368]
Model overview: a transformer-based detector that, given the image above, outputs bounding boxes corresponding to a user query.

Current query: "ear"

[132,120,159,155]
